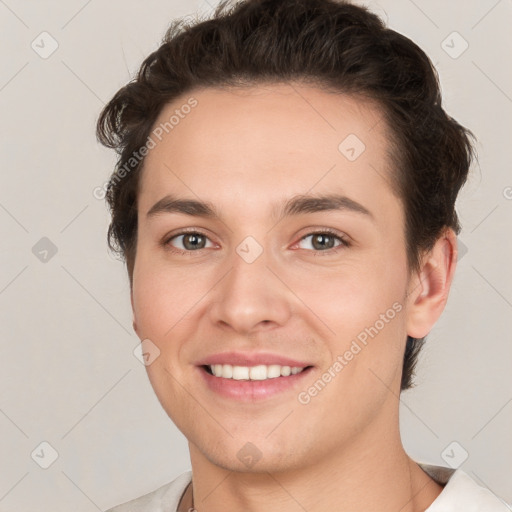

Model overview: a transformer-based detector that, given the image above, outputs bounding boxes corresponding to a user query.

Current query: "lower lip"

[197,366,314,401]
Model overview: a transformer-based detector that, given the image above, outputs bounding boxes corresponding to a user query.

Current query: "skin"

[130,83,457,512]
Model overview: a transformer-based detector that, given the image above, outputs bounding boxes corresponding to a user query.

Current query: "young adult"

[97,1,508,510]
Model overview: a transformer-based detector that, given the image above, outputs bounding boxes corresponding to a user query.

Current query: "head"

[97,0,474,472]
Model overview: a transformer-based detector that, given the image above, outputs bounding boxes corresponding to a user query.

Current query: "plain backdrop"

[0,0,511,510]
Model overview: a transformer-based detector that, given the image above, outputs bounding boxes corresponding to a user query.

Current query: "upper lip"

[196,351,313,368]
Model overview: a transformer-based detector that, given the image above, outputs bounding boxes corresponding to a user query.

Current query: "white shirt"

[105,462,510,511]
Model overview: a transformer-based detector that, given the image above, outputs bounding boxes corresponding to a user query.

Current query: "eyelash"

[162,227,350,256]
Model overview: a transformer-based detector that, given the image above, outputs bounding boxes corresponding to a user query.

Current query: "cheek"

[132,251,212,340]
[287,255,407,335]
[286,251,409,385]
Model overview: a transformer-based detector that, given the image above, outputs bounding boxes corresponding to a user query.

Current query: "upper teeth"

[209,364,305,380]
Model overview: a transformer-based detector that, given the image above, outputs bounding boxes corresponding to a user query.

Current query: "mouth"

[202,363,313,380]
[198,363,315,401]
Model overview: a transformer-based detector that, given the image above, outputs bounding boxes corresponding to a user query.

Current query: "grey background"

[0,0,511,510]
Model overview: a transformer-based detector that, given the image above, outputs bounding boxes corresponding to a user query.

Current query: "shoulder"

[104,471,192,512]
[418,463,509,511]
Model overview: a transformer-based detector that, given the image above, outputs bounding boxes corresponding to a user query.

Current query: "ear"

[130,288,139,336]
[406,228,458,339]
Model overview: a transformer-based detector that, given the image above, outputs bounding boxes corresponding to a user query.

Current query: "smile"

[198,364,314,401]
[206,364,308,380]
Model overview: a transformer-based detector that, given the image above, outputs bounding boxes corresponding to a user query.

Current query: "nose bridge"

[209,236,292,334]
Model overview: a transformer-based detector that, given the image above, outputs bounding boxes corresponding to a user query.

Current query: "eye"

[162,228,349,255]
[164,231,215,252]
[296,230,349,252]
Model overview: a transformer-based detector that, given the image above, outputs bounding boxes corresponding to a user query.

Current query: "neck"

[180,423,443,512]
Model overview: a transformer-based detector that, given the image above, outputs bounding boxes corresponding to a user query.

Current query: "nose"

[208,245,293,336]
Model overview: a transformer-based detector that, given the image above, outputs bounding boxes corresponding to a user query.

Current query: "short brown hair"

[96,0,475,390]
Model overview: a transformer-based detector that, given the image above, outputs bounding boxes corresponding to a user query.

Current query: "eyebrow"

[146,193,374,222]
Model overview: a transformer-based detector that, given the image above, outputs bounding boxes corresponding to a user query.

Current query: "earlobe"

[406,229,458,338]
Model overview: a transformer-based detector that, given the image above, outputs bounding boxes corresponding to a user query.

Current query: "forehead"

[138,83,398,219]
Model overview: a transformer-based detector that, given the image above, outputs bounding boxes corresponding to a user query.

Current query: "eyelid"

[162,228,217,250]
[162,226,350,253]
[291,227,350,251]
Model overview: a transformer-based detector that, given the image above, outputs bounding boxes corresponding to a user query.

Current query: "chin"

[190,433,310,475]
[206,450,300,474]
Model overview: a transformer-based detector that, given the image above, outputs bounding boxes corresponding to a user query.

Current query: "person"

[97,0,508,510]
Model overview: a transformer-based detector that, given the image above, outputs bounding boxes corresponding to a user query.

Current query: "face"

[131,83,413,473]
